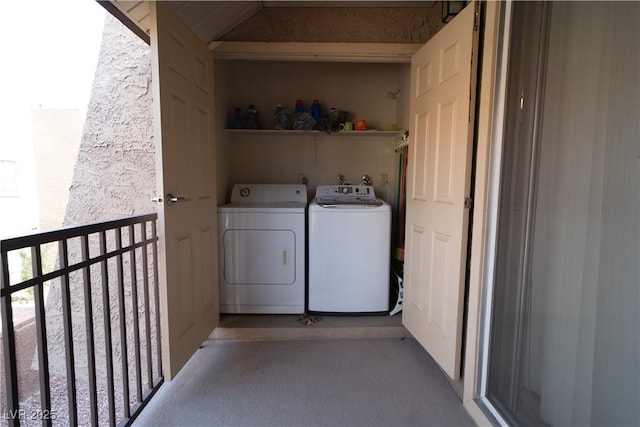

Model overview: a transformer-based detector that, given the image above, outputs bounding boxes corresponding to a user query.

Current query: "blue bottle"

[311,99,322,120]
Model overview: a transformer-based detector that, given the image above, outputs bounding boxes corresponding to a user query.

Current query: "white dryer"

[218,184,307,314]
[308,185,391,313]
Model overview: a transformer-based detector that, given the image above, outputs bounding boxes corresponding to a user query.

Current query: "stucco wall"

[221,6,444,43]
[63,17,154,225]
[44,14,155,401]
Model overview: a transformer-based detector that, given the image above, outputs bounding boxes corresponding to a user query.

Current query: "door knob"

[166,193,187,206]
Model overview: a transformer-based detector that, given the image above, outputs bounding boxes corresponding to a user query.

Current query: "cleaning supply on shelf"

[273,104,291,130]
[292,112,316,130]
[354,120,367,131]
[292,99,316,130]
[328,107,340,132]
[311,99,322,120]
[294,99,305,116]
[233,107,243,129]
[244,104,260,129]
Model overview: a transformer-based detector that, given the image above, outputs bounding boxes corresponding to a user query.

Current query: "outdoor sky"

[0,0,106,235]
[0,0,106,115]
[0,0,105,160]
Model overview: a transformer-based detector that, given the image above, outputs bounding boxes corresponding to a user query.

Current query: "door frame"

[209,5,517,425]
[98,1,508,423]
[465,1,518,424]
[156,4,507,423]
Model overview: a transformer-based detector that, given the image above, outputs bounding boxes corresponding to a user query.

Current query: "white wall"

[215,59,409,205]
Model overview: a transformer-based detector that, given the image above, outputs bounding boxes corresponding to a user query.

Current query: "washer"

[308,185,391,314]
[218,184,307,314]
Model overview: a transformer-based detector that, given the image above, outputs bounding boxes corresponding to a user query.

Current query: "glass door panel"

[487,2,640,426]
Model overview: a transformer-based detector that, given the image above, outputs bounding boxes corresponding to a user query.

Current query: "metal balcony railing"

[1,214,163,426]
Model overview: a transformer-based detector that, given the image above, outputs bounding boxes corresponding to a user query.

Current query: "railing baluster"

[81,235,98,425]
[1,214,162,426]
[129,224,143,403]
[31,245,52,427]
[151,219,163,379]
[141,222,153,390]
[58,239,78,425]
[115,228,130,419]
[100,230,116,427]
[0,250,19,427]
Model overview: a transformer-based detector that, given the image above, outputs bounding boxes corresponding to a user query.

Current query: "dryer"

[308,185,391,314]
[218,184,307,314]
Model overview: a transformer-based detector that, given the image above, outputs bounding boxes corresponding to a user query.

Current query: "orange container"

[354,120,367,131]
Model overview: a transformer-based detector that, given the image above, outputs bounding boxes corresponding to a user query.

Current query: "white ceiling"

[107,1,436,45]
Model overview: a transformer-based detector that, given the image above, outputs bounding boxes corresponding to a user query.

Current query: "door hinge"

[464,197,473,209]
[473,1,481,31]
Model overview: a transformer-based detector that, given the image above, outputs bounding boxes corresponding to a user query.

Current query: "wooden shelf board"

[225,129,403,137]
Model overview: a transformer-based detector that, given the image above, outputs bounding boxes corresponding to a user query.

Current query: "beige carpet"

[133,319,474,427]
[209,314,408,341]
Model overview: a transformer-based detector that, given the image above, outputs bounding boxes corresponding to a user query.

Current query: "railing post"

[58,239,78,425]
[151,219,163,379]
[31,245,52,427]
[115,228,130,419]
[129,224,143,403]
[0,214,162,426]
[141,222,153,390]
[99,230,117,427]
[1,249,20,427]
[81,235,98,425]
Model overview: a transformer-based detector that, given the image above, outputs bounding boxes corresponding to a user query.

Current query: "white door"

[150,2,219,380]
[402,3,477,379]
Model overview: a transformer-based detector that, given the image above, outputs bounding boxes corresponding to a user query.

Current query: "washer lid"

[316,197,384,208]
[309,198,389,211]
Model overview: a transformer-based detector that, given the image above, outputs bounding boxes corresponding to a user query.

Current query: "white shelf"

[210,42,421,63]
[224,129,403,138]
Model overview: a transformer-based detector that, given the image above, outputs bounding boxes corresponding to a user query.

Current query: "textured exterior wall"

[63,17,154,225]
[44,14,155,396]
[221,7,445,43]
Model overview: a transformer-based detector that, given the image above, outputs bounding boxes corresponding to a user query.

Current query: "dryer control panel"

[230,184,307,204]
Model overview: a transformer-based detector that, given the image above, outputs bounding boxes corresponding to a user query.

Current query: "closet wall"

[214,59,410,204]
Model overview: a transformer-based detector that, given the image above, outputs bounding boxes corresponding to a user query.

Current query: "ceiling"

[103,1,436,46]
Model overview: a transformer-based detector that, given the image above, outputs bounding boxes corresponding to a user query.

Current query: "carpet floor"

[133,337,475,427]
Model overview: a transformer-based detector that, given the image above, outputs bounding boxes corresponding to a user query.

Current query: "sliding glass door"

[486,2,640,425]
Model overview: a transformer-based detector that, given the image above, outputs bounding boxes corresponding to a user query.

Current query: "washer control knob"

[341,187,349,194]
[240,187,251,197]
